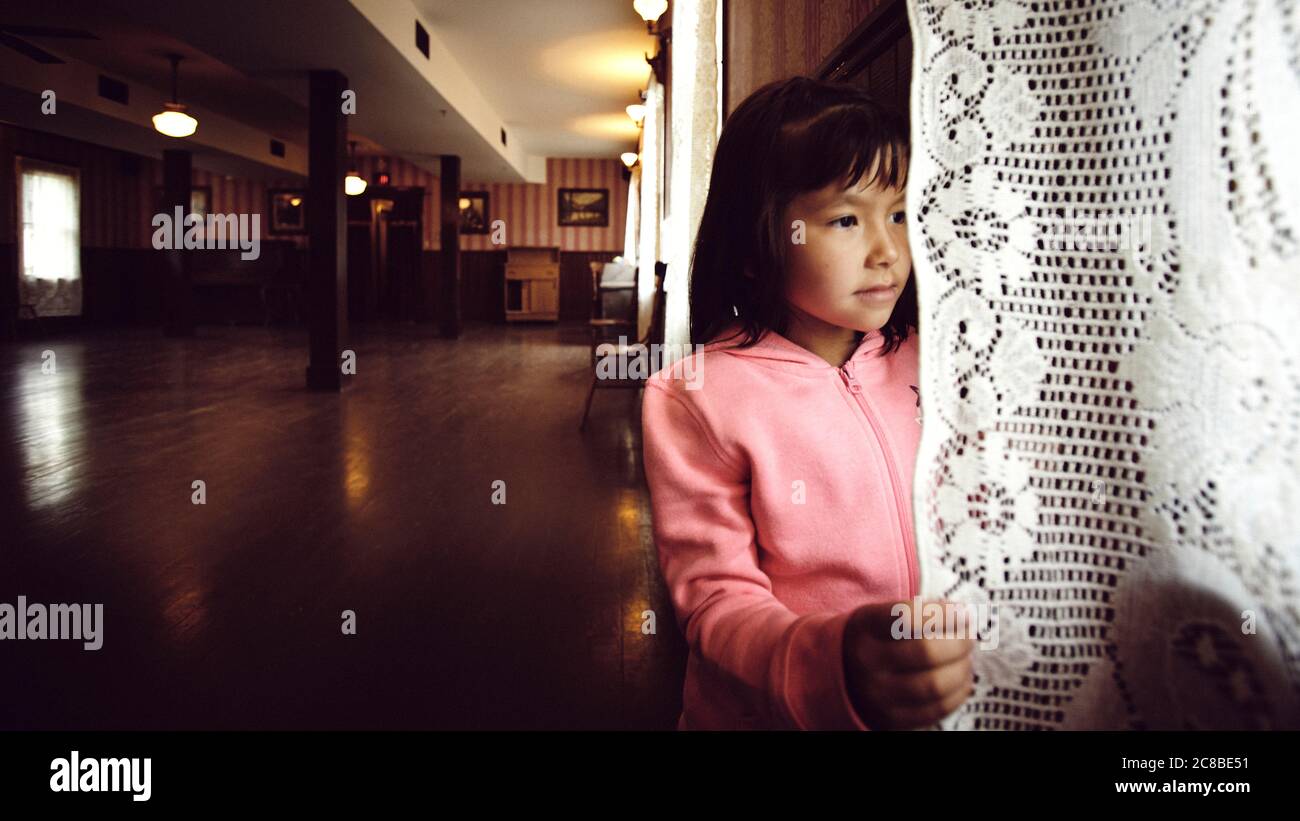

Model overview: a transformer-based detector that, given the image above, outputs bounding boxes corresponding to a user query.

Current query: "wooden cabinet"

[504,246,560,322]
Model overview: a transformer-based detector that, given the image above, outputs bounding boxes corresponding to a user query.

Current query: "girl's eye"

[829,215,858,228]
[890,210,907,225]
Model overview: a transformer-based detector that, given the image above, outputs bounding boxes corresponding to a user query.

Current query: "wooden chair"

[588,261,608,318]
[579,263,667,431]
[587,260,637,366]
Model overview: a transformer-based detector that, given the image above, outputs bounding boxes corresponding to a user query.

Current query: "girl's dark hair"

[689,76,916,355]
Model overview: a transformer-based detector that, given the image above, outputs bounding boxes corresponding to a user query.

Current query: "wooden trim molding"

[815,0,909,83]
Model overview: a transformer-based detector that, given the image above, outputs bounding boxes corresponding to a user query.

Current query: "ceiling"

[0,0,655,181]
[0,11,309,141]
[414,0,654,158]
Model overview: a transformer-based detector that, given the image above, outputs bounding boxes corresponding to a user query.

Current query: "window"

[18,158,82,317]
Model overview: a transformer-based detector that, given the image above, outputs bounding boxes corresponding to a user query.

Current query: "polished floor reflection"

[0,322,685,729]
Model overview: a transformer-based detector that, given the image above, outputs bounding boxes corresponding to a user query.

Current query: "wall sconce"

[620,152,640,168]
[645,31,671,83]
[633,0,668,32]
[626,102,647,125]
[635,0,671,83]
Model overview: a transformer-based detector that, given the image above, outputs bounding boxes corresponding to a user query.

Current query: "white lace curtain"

[624,169,640,265]
[664,0,722,350]
[638,80,664,340]
[18,158,82,318]
[908,0,1300,729]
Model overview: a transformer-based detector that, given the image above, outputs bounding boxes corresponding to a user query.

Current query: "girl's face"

[779,164,910,335]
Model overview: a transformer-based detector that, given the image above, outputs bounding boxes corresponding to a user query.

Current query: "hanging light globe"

[153,103,197,138]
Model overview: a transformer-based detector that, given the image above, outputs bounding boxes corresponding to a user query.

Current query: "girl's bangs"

[776,105,909,196]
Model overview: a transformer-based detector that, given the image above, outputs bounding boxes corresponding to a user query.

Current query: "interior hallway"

[0,321,686,729]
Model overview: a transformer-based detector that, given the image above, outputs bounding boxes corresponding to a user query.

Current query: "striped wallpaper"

[1,123,157,249]
[353,154,630,252]
[3,123,628,254]
[0,124,304,249]
[187,167,303,248]
[459,158,630,252]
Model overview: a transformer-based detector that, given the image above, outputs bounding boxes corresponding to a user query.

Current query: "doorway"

[346,186,424,322]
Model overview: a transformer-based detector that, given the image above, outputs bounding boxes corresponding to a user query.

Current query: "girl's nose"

[866,229,900,269]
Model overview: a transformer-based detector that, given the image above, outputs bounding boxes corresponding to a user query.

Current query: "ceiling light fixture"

[345,141,367,196]
[152,54,198,138]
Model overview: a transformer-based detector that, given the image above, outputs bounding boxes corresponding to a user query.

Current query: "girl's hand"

[842,598,977,729]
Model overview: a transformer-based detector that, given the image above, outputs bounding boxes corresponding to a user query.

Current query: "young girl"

[641,77,974,730]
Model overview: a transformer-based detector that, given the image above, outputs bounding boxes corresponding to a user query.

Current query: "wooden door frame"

[815,0,910,83]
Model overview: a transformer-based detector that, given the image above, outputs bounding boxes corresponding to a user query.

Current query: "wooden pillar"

[306,70,349,391]
[437,154,462,338]
[161,149,193,337]
[2,244,15,341]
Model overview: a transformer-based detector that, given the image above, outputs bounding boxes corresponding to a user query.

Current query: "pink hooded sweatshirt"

[641,323,922,730]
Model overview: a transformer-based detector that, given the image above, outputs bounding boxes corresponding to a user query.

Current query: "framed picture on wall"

[557,188,609,227]
[458,191,489,235]
[268,189,307,235]
[153,186,211,219]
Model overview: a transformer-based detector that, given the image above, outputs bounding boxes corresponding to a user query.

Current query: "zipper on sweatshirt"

[838,361,919,598]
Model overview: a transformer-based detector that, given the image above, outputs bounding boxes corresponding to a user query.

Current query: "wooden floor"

[0,321,686,729]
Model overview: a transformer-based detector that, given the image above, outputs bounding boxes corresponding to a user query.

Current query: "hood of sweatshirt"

[701,322,887,372]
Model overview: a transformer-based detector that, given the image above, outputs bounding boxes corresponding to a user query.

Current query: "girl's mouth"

[853,285,895,303]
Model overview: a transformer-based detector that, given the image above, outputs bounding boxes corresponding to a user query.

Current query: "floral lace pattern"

[909,0,1300,729]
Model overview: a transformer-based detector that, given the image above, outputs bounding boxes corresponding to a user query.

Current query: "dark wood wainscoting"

[427,248,623,324]
[3,246,626,334]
